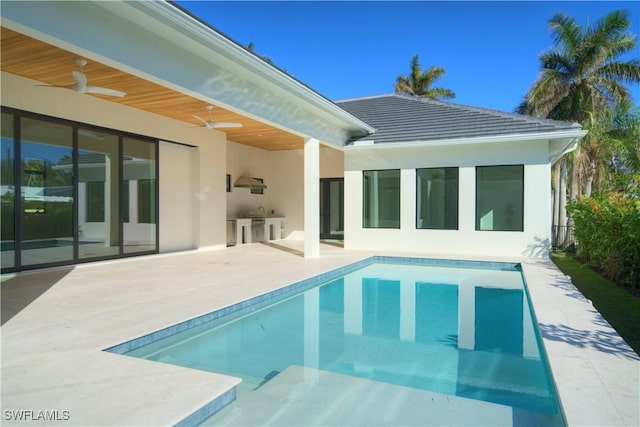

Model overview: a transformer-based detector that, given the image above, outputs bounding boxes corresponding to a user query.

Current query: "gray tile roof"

[336,94,582,144]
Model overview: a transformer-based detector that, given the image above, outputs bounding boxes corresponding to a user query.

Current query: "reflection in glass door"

[1,113,15,269]
[320,178,344,240]
[20,117,74,266]
[78,129,120,259]
[123,137,157,254]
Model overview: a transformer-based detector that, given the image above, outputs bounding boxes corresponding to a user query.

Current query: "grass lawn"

[552,252,640,355]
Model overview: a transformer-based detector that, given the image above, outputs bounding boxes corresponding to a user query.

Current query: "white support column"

[304,137,320,258]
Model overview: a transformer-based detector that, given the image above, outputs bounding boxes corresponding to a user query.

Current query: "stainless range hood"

[234,176,267,190]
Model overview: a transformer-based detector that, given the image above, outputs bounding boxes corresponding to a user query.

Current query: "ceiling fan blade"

[210,122,243,129]
[192,115,209,126]
[85,85,126,97]
[71,70,87,91]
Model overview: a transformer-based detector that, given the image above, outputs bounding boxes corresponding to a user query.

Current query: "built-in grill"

[228,207,284,245]
[242,208,266,242]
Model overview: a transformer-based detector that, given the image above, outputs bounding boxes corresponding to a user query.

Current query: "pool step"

[202,366,561,426]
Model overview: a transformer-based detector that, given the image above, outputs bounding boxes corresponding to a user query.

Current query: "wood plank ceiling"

[0,27,305,150]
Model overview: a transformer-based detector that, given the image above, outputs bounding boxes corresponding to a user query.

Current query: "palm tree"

[518,9,639,240]
[518,10,639,125]
[395,54,456,100]
[603,105,640,195]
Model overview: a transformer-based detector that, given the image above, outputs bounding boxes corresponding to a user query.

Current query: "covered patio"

[1,1,374,273]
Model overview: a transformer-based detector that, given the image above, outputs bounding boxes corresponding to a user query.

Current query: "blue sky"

[176,1,640,113]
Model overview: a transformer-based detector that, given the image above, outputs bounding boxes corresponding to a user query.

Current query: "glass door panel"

[20,117,74,266]
[78,129,120,259]
[320,178,344,240]
[1,113,15,269]
[122,137,156,254]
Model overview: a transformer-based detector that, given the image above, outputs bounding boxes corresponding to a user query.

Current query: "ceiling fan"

[44,59,126,97]
[193,105,242,129]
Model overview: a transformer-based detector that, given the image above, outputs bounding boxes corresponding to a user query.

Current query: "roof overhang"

[1,0,373,149]
[345,129,587,163]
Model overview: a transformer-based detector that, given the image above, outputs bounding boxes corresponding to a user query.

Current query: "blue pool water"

[109,257,564,426]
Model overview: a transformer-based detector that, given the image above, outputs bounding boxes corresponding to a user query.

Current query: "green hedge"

[568,194,640,288]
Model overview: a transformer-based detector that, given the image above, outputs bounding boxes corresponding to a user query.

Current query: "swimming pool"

[107,256,565,426]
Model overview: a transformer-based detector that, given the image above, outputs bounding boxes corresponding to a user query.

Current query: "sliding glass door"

[320,178,344,240]
[0,108,158,272]
[1,113,15,269]
[123,137,157,254]
[20,117,74,267]
[78,129,120,259]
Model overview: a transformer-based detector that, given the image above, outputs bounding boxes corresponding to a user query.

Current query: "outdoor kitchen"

[225,141,287,246]
[227,206,285,246]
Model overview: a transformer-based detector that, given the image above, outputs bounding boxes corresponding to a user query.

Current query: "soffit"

[0,27,305,151]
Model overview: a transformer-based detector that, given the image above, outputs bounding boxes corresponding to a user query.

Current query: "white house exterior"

[0,1,585,273]
[337,95,585,258]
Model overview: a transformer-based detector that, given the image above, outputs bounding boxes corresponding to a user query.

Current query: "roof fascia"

[345,129,587,151]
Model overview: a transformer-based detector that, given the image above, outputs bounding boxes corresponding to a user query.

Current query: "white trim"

[549,137,581,164]
[344,129,587,151]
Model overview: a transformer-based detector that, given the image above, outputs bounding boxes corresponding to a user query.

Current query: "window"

[416,167,458,230]
[363,170,400,229]
[476,165,523,231]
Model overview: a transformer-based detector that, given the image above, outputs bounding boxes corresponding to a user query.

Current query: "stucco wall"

[344,140,552,258]
[264,149,304,239]
[2,72,227,253]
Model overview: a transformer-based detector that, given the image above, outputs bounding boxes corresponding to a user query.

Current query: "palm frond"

[597,60,640,85]
[421,88,456,100]
[548,13,582,53]
[395,54,455,101]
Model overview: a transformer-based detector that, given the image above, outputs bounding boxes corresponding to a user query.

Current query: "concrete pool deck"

[1,242,638,426]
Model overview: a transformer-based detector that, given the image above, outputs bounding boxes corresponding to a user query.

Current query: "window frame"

[362,169,401,229]
[475,164,524,232]
[415,167,459,230]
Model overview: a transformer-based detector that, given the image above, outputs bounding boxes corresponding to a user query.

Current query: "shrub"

[568,194,640,288]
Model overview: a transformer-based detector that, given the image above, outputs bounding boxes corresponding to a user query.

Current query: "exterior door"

[0,108,159,273]
[320,178,344,240]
